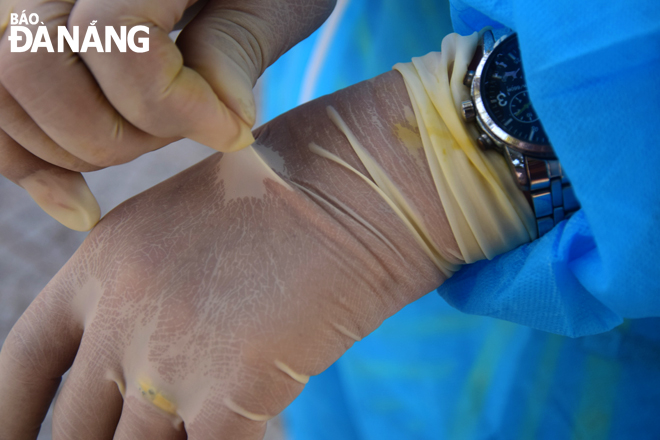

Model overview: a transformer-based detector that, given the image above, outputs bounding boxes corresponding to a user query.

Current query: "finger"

[52,341,123,440]
[112,394,187,440]
[71,0,255,152]
[0,128,100,231]
[0,2,175,168]
[176,2,259,127]
[0,280,84,440]
[0,83,100,172]
[176,0,336,129]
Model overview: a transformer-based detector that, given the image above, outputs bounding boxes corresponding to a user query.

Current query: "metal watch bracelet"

[524,156,580,236]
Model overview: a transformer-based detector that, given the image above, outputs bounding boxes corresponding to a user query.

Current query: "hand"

[0,0,335,231]
[0,70,457,439]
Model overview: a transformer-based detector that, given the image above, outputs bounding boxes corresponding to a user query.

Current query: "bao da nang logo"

[7,11,149,53]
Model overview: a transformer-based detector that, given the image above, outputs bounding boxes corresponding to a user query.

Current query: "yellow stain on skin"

[152,394,177,414]
[393,123,423,153]
[138,379,177,414]
[403,105,418,127]
[394,106,425,162]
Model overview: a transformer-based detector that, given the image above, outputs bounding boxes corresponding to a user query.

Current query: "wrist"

[252,69,458,308]
[255,33,536,311]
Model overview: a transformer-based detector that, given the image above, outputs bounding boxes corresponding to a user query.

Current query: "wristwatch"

[461,29,580,236]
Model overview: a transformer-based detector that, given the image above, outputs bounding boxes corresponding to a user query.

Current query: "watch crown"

[461,100,476,122]
[463,70,475,87]
[477,133,494,150]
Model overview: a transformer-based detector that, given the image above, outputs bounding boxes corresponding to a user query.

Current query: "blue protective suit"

[442,0,660,337]
[258,0,660,438]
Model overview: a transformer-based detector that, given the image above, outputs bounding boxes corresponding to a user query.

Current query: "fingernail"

[219,60,257,127]
[193,111,255,153]
[224,118,256,153]
[233,87,256,128]
[20,170,101,231]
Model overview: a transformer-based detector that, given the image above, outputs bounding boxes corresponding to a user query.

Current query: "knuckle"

[79,128,132,168]
[124,105,165,136]
[124,95,183,139]
[116,51,185,136]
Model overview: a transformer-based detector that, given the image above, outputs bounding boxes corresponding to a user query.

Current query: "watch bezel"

[472,33,556,158]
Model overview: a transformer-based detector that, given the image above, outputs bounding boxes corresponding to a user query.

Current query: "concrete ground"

[0,139,285,440]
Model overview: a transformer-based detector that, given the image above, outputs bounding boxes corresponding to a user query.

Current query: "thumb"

[175,6,259,129]
[0,130,100,231]
[175,0,337,135]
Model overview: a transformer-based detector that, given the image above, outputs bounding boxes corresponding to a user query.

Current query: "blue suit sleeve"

[440,0,660,337]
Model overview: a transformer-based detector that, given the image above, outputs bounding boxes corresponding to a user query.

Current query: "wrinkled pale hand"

[0,0,334,231]
[0,71,456,440]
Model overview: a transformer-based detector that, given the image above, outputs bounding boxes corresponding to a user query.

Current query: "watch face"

[481,35,550,146]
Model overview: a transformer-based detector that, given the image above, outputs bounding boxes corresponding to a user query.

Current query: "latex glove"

[0,70,458,439]
[0,0,335,231]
